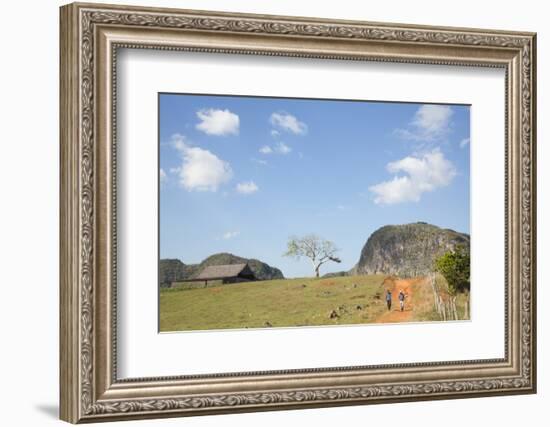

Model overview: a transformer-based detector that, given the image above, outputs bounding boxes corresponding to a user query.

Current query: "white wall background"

[0,0,545,426]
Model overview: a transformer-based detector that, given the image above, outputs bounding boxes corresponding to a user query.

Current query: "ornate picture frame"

[60,2,536,423]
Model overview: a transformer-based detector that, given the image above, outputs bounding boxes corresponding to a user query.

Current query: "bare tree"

[284,234,341,278]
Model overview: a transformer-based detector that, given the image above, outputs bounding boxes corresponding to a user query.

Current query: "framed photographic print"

[60,2,537,423]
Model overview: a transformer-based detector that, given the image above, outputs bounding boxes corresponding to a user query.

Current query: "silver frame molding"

[60,2,537,423]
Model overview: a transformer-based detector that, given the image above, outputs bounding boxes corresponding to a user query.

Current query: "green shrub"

[434,245,470,295]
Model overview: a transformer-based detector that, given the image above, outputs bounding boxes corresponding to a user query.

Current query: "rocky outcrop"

[159,259,197,288]
[352,222,469,278]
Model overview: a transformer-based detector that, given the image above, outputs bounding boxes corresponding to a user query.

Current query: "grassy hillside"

[159,253,284,288]
[159,274,462,332]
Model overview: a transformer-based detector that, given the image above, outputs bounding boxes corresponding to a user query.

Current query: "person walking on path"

[398,289,406,312]
[385,289,392,311]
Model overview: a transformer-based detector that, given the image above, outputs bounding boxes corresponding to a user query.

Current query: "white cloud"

[160,168,167,183]
[369,149,456,205]
[171,133,187,151]
[395,105,453,142]
[171,134,233,192]
[259,145,273,154]
[260,143,292,155]
[270,112,308,135]
[393,129,418,140]
[271,129,280,138]
[236,181,259,195]
[275,142,292,154]
[412,105,453,136]
[459,137,470,148]
[195,108,239,136]
[252,158,268,165]
[222,231,240,240]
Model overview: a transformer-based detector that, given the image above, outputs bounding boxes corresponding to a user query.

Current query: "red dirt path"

[375,277,426,323]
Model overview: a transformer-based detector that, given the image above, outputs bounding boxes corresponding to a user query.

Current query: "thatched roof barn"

[192,263,257,286]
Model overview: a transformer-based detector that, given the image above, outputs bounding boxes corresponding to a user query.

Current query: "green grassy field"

[159,273,470,332]
[160,275,391,332]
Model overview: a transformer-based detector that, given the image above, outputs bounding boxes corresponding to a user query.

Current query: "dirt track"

[375,277,426,323]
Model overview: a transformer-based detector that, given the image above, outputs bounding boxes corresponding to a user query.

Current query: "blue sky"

[159,93,470,278]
